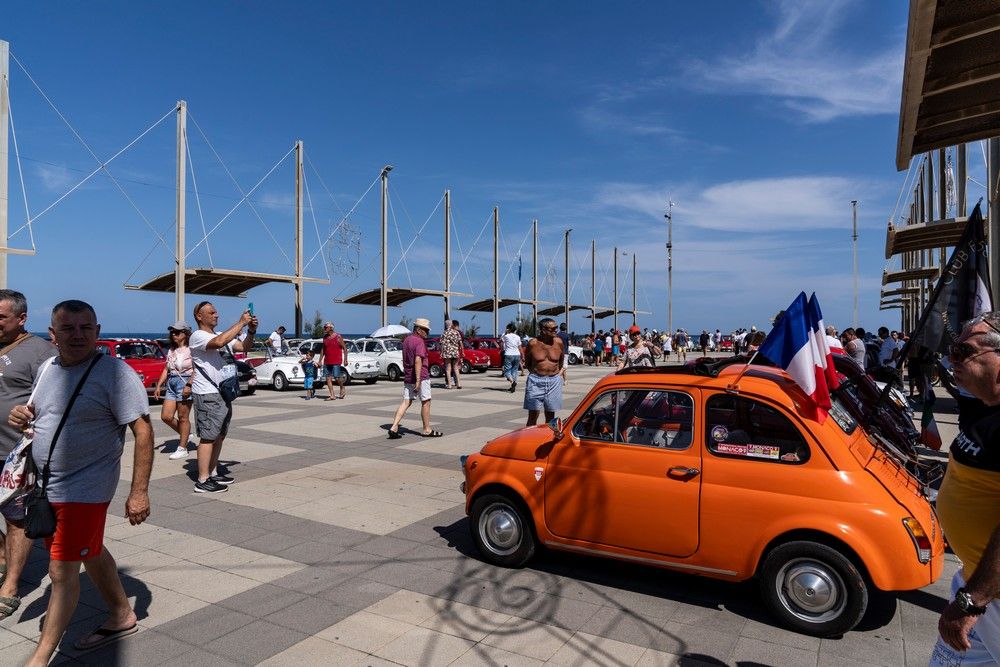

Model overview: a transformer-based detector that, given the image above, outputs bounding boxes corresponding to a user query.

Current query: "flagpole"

[726,350,760,392]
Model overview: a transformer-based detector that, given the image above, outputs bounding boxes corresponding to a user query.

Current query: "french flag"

[758,293,840,422]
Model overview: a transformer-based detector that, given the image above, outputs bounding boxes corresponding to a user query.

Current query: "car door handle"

[667,466,700,478]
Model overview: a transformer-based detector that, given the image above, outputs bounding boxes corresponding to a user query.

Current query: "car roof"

[97,338,159,344]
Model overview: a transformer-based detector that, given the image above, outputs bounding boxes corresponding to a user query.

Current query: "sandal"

[0,595,20,620]
[387,429,402,440]
[421,430,444,438]
[73,623,138,651]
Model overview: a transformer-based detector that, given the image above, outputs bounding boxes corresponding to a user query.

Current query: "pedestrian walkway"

[0,364,957,665]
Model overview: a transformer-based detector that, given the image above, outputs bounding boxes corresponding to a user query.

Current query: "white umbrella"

[370,324,411,338]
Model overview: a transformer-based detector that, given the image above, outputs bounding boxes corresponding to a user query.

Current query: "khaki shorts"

[194,392,233,441]
[403,380,432,402]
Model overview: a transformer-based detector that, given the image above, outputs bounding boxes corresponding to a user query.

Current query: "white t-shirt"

[605,336,612,348]
[501,332,522,356]
[268,331,283,351]
[189,329,239,395]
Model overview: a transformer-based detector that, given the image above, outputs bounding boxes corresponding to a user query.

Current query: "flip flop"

[422,430,444,438]
[387,430,402,439]
[73,623,138,651]
[0,595,20,620]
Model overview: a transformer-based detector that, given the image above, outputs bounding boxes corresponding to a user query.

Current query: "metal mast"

[0,41,8,288]
[613,247,619,333]
[294,140,304,336]
[174,101,187,323]
[532,219,538,328]
[665,201,674,333]
[632,253,637,326]
[379,165,392,327]
[590,239,596,333]
[493,207,499,337]
[563,228,571,329]
[851,200,858,328]
[990,138,1000,301]
[444,189,451,326]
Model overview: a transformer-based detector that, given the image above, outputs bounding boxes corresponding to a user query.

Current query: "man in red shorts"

[9,300,153,664]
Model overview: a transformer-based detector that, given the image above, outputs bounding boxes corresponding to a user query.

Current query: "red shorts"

[44,502,110,562]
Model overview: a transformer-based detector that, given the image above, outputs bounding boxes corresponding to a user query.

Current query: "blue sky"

[2,1,970,336]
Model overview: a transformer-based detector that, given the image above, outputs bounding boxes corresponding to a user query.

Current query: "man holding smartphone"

[189,301,257,494]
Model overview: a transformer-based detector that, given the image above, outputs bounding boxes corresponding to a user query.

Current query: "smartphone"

[247,302,255,316]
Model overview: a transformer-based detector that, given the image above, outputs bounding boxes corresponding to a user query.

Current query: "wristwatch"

[955,587,989,616]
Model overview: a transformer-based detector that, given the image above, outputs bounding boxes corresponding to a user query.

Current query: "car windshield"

[116,342,164,360]
[382,339,402,352]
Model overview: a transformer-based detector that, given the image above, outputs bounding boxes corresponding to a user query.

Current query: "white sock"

[210,468,217,477]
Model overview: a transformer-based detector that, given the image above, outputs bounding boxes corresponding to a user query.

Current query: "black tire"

[760,541,868,637]
[387,365,402,382]
[272,372,288,391]
[476,367,487,373]
[469,492,536,568]
[569,354,580,365]
[364,378,377,385]
[461,360,472,374]
[429,364,443,378]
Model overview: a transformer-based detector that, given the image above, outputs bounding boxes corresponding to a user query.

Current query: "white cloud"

[596,176,870,232]
[683,0,903,121]
[35,163,77,193]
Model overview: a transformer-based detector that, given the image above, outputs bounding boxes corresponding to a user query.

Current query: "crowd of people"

[0,290,996,662]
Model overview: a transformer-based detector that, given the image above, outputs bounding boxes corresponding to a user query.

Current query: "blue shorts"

[164,374,192,402]
[523,373,563,412]
[612,345,620,355]
[324,364,345,379]
[502,355,521,380]
[304,376,314,389]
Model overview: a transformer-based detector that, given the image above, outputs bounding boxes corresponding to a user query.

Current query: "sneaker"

[194,479,228,494]
[210,473,235,485]
[169,448,188,460]
[509,381,516,393]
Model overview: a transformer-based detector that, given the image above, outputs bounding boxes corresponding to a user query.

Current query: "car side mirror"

[547,417,563,440]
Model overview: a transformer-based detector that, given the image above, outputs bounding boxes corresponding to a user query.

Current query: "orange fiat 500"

[461,362,944,637]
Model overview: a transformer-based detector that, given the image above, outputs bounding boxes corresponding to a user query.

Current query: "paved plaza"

[0,363,958,665]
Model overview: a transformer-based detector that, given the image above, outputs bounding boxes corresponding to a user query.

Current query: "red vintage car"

[466,337,504,368]
[426,338,490,377]
[95,338,166,398]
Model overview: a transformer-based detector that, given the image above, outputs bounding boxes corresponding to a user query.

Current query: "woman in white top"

[500,323,524,392]
[154,321,195,460]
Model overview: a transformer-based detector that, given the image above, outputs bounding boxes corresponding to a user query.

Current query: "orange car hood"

[480,425,557,461]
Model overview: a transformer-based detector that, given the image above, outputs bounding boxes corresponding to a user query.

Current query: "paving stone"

[730,636,818,666]
[450,643,544,666]
[316,609,416,653]
[548,630,648,665]
[480,616,574,661]
[354,535,423,559]
[157,606,256,643]
[373,626,476,666]
[259,636,399,666]
[273,540,345,565]
[648,621,740,662]
[577,605,673,650]
[71,628,192,666]
[160,648,243,666]
[264,595,353,634]
[237,532,308,556]
[205,619,308,665]
[215,583,309,618]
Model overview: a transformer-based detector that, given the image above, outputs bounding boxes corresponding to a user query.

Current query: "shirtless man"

[524,318,565,427]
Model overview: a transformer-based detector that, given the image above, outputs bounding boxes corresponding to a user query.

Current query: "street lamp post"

[665,201,674,333]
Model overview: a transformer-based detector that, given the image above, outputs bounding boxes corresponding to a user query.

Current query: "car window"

[705,394,810,464]
[364,341,381,353]
[426,340,439,351]
[383,339,402,352]
[572,389,694,450]
[95,344,111,356]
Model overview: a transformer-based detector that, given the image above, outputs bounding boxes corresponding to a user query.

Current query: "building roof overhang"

[125,268,329,298]
[897,0,1000,170]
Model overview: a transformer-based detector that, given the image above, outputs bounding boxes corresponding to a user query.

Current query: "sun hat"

[168,320,191,332]
[413,318,431,331]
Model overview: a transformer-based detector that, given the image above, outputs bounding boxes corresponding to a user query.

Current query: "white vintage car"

[296,339,381,385]
[352,337,405,381]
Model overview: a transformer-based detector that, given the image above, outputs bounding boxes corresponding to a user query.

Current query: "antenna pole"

[591,239,596,333]
[532,219,538,329]
[613,247,619,333]
[632,253,637,326]
[174,100,187,323]
[851,200,858,328]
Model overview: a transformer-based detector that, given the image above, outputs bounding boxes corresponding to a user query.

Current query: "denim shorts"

[325,364,345,378]
[502,355,521,380]
[523,373,563,412]
[304,376,314,390]
[165,374,191,402]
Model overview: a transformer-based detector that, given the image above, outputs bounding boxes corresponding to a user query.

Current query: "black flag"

[908,201,992,354]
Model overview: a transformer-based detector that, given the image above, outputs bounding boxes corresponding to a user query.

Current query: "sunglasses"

[169,330,187,336]
[948,340,1000,363]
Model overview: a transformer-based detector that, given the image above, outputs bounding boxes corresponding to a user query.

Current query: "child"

[300,350,317,399]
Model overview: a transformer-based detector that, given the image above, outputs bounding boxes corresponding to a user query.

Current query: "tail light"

[903,517,932,563]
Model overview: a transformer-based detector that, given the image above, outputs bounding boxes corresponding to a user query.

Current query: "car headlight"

[355,362,360,369]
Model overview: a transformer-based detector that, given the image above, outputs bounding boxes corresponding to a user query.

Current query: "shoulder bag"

[193,359,240,404]
[0,355,56,513]
[23,354,102,539]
